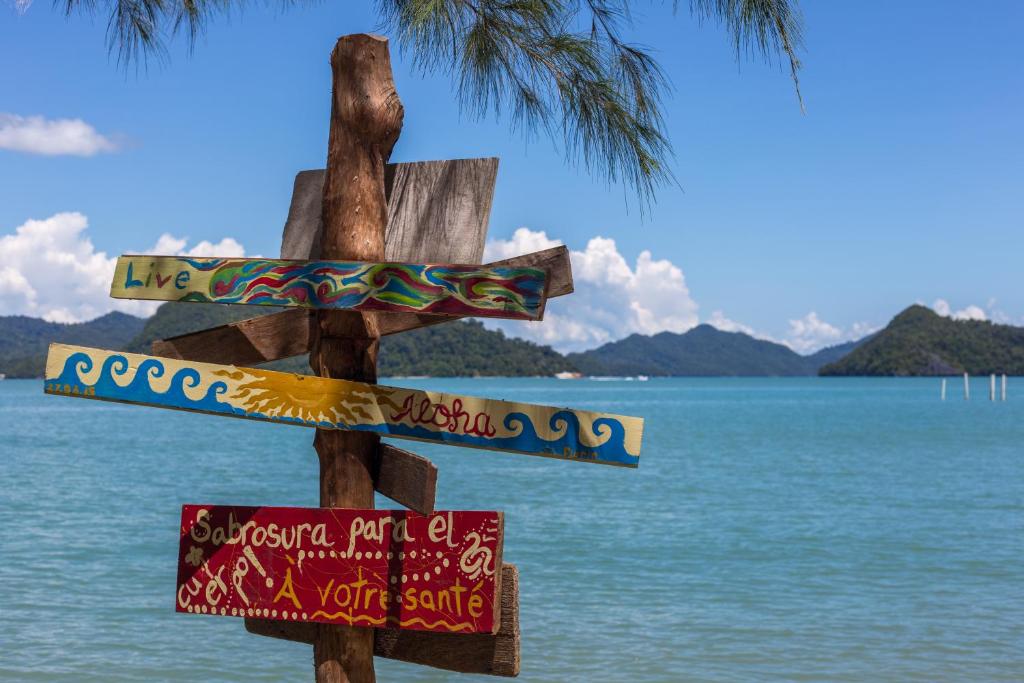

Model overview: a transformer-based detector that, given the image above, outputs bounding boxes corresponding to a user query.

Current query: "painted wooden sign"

[176,505,502,634]
[110,255,547,321]
[44,344,643,466]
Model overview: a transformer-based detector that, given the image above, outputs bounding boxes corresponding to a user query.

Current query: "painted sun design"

[215,368,401,426]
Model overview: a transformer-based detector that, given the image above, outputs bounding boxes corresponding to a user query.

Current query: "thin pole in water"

[990,374,996,401]
[1002,374,1007,401]
[964,372,970,400]
[941,378,947,401]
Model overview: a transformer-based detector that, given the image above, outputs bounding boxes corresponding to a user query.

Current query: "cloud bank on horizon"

[0,213,244,323]
[0,217,1011,353]
[484,228,880,354]
[0,114,120,156]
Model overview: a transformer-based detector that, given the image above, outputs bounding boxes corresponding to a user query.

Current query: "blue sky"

[1,1,1021,351]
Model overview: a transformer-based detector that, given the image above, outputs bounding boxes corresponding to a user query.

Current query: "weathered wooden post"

[310,34,403,683]
[42,31,644,683]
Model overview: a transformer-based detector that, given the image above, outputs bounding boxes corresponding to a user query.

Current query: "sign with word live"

[45,344,644,466]
[176,505,503,634]
[110,255,549,321]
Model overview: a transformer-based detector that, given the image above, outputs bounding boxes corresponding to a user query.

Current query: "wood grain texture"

[149,246,572,365]
[44,344,644,466]
[151,308,312,364]
[375,443,437,516]
[280,159,497,263]
[244,564,521,677]
[312,33,403,683]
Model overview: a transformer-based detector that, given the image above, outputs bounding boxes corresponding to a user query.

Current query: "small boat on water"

[554,371,582,380]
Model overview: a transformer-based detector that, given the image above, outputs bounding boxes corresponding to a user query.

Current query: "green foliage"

[131,302,575,376]
[379,319,576,376]
[820,305,1024,376]
[57,0,804,203]
[567,323,843,376]
[126,302,287,353]
[2,303,875,378]
[0,312,147,378]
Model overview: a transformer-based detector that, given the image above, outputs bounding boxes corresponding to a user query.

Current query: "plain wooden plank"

[151,308,311,364]
[111,255,547,321]
[375,443,437,516]
[45,344,644,466]
[383,158,497,263]
[280,158,497,263]
[149,246,572,364]
[244,564,521,677]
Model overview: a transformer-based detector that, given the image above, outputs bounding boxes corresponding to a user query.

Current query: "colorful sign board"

[176,505,502,634]
[110,255,548,321]
[45,344,644,466]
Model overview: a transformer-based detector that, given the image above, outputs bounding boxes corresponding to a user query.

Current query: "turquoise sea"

[1,377,1021,682]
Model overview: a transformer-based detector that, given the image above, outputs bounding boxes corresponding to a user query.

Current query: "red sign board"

[176,505,503,634]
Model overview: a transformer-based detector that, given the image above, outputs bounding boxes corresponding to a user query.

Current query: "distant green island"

[820,304,1024,376]
[2,302,1021,378]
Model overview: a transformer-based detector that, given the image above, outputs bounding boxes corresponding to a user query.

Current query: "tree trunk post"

[310,34,404,683]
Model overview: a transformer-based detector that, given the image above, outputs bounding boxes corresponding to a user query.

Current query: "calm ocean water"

[1,377,1021,682]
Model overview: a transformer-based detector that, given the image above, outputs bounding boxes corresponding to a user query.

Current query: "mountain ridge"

[0,311,148,378]
[820,305,1024,376]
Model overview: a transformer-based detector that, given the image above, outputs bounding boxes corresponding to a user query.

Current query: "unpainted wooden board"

[244,564,521,677]
[151,308,312,365]
[376,443,437,516]
[281,158,498,263]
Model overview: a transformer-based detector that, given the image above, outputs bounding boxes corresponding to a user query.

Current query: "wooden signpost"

[43,33,645,682]
[45,344,642,466]
[177,505,503,634]
[148,245,573,366]
[111,256,549,321]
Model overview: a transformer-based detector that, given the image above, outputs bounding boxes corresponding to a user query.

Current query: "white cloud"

[10,0,32,13]
[0,212,247,323]
[709,308,875,354]
[785,311,842,354]
[145,233,246,258]
[933,298,988,321]
[483,228,699,352]
[706,310,758,336]
[0,114,120,156]
[484,228,885,354]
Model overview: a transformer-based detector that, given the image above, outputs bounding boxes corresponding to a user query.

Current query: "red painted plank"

[176,505,503,635]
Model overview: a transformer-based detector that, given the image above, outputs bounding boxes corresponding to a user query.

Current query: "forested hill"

[567,324,862,376]
[820,305,1024,376]
[128,302,577,377]
[0,312,147,378]
[1,303,873,378]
